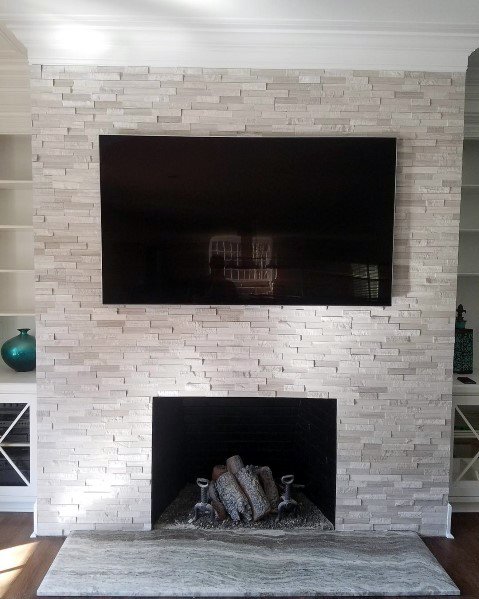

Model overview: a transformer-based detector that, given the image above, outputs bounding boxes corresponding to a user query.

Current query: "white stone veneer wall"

[30,65,465,536]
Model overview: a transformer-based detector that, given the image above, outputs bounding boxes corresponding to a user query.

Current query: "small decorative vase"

[1,329,36,372]
[454,328,473,374]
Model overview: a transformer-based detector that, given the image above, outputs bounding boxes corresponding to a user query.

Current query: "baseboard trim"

[0,499,35,512]
[446,503,454,539]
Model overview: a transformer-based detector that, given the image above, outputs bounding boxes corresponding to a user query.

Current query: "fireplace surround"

[31,65,464,536]
[151,397,337,527]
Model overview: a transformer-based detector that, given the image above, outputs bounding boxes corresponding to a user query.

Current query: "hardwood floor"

[0,513,63,599]
[422,513,479,599]
[0,512,478,599]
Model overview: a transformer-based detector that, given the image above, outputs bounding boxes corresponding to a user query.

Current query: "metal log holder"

[276,474,299,522]
[189,477,215,523]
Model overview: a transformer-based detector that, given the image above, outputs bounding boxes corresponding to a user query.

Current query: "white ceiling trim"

[3,16,479,71]
[0,23,27,60]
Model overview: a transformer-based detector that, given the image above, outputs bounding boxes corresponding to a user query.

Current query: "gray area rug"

[37,528,459,597]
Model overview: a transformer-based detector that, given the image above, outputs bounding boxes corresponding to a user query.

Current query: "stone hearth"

[37,529,459,597]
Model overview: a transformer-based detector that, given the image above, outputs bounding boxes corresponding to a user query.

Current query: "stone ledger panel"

[30,65,465,536]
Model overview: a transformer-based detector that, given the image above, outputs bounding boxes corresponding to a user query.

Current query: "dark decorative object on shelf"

[1,329,36,372]
[454,305,473,374]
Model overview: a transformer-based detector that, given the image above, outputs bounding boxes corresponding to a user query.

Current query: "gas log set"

[191,454,298,524]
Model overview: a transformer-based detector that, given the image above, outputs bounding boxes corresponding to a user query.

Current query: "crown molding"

[0,23,27,60]
[2,15,479,71]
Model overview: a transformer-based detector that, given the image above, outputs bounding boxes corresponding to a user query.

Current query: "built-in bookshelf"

[0,134,35,384]
[452,49,479,513]
[0,395,36,511]
[457,55,479,370]
[0,26,36,516]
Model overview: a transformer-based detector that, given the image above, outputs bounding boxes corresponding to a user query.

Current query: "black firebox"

[151,397,337,527]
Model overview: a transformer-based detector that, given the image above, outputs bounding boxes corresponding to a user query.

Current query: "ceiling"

[1,0,479,70]
[1,0,479,23]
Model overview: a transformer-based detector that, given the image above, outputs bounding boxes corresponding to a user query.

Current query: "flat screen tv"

[100,135,396,306]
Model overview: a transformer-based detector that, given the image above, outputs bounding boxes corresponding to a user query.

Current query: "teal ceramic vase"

[1,329,36,372]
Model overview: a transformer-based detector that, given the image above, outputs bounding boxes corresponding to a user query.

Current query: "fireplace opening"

[151,397,337,529]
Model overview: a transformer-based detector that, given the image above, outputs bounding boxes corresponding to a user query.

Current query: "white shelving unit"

[452,50,479,512]
[456,145,479,374]
[0,131,36,513]
[0,27,36,515]
[450,376,479,511]
[0,392,36,512]
[0,135,35,362]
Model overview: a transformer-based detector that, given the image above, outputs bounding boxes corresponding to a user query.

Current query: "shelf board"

[0,225,33,230]
[454,431,479,439]
[454,372,479,396]
[0,180,32,190]
[0,443,30,447]
[0,312,35,317]
[458,273,479,277]
[460,229,479,233]
[0,367,36,389]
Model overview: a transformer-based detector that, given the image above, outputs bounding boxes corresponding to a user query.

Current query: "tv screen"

[100,135,396,306]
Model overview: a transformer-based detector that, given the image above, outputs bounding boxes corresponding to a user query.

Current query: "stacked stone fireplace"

[32,64,464,537]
